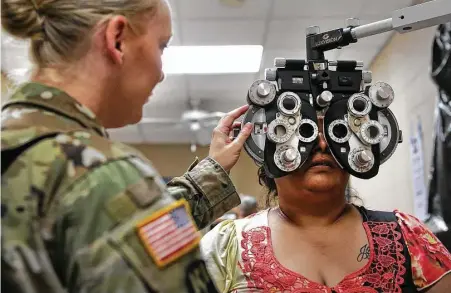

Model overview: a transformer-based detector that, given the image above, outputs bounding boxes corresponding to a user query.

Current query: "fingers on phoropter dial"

[241,106,266,165]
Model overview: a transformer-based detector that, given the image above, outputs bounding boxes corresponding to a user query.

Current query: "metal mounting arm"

[306,0,451,60]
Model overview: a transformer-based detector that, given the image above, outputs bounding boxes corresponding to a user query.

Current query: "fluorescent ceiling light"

[162,45,263,74]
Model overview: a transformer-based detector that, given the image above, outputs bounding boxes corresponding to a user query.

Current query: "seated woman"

[200,117,451,293]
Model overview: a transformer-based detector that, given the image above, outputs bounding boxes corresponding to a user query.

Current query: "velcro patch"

[127,178,161,208]
[136,199,201,268]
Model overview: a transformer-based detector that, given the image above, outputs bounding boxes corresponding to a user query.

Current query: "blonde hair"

[1,0,163,67]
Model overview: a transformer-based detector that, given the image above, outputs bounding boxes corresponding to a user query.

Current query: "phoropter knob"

[265,68,277,81]
[306,26,320,36]
[274,58,286,68]
[346,18,360,27]
[316,91,333,107]
[283,148,297,163]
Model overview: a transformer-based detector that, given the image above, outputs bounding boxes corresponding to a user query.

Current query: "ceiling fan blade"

[140,117,182,125]
[197,112,226,122]
[205,111,226,118]
[200,120,219,128]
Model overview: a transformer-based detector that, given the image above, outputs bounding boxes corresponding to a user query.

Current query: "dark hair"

[257,165,363,207]
[258,166,278,207]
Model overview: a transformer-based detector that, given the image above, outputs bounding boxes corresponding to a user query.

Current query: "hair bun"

[1,0,44,40]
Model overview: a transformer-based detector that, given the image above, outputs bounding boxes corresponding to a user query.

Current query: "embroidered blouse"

[200,208,451,293]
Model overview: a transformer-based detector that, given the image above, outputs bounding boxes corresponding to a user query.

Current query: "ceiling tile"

[178,0,272,19]
[181,20,265,45]
[188,73,255,101]
[272,0,364,18]
[358,0,413,17]
[265,19,309,50]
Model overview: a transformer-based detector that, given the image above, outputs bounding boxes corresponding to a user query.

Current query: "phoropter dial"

[274,145,301,172]
[297,119,319,143]
[277,92,302,116]
[348,93,372,117]
[328,119,352,143]
[348,148,375,173]
[248,80,277,106]
[368,82,395,108]
[360,120,385,145]
[267,119,295,144]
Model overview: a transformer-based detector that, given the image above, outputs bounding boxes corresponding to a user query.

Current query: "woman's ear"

[104,15,128,65]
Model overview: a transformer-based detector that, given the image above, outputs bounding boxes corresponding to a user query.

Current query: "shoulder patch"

[136,199,201,269]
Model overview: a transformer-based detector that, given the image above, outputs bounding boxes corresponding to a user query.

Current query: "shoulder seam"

[56,156,137,197]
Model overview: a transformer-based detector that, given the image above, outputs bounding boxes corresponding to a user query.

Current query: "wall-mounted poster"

[409,119,428,222]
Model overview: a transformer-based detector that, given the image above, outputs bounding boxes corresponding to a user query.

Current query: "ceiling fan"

[138,98,226,151]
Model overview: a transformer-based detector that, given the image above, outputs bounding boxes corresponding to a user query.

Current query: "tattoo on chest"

[357,244,370,262]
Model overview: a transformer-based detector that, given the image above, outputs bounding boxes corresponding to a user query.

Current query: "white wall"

[352,26,438,214]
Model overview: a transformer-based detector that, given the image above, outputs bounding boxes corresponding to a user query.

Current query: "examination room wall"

[132,143,266,205]
[352,26,439,215]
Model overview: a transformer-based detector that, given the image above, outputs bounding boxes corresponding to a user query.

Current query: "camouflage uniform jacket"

[1,82,240,293]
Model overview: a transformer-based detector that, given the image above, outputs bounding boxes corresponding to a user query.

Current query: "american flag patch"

[136,199,201,268]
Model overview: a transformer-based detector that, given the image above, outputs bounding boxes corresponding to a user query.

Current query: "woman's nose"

[317,132,329,152]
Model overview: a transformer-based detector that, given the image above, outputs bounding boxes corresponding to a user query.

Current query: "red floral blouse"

[200,209,451,293]
[396,211,451,289]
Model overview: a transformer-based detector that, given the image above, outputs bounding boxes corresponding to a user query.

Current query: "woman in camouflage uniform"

[1,0,253,292]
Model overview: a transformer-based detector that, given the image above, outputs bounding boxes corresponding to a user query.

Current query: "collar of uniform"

[2,82,108,137]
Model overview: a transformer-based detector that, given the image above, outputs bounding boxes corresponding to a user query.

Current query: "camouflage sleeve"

[55,158,220,293]
[166,157,240,229]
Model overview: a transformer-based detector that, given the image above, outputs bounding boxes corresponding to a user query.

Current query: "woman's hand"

[209,105,253,172]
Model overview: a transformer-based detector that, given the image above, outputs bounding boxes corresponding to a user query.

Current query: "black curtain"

[426,22,451,250]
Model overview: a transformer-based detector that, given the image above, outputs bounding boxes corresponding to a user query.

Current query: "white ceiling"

[1,0,414,145]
